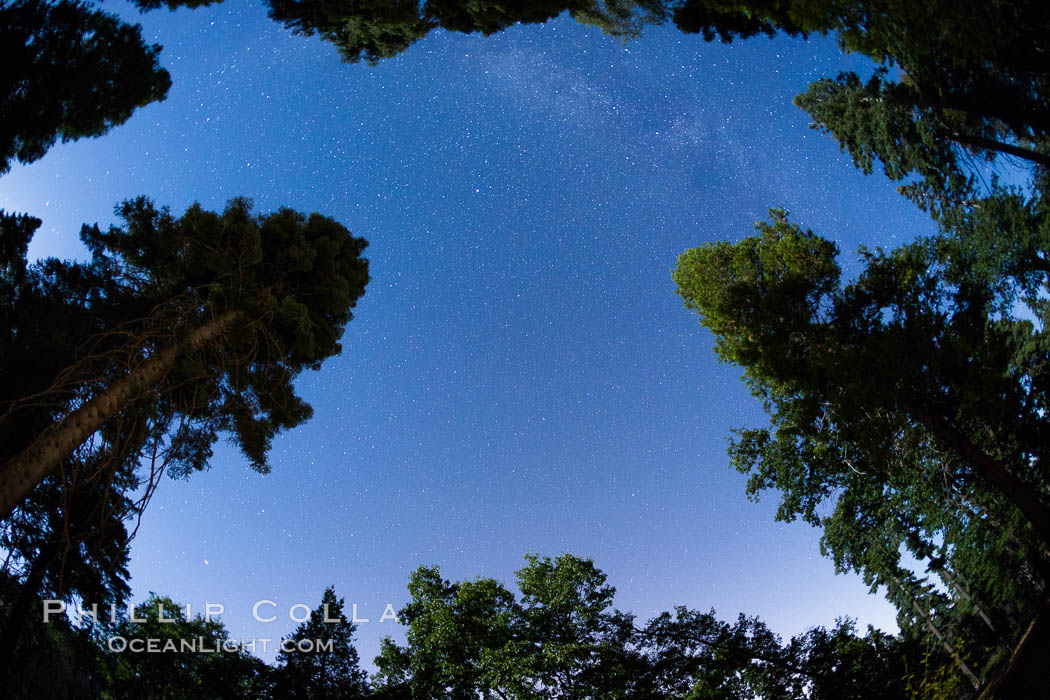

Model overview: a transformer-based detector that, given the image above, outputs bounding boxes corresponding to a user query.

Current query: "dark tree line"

[5,554,950,698]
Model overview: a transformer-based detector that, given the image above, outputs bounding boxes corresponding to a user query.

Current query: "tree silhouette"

[0,197,369,519]
[0,0,170,174]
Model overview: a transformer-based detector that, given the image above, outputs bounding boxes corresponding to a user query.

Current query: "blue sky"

[1,0,940,667]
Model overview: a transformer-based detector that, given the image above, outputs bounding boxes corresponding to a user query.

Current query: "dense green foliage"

[668,1,1050,694]
[0,198,370,519]
[673,30,1050,681]
[0,0,171,174]
[673,199,1050,690]
[5,556,940,698]
[371,554,931,698]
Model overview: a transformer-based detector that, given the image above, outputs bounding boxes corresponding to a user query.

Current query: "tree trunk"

[979,595,1050,699]
[948,131,1050,168]
[0,309,239,521]
[910,595,981,690]
[934,564,998,637]
[889,573,981,690]
[0,542,56,682]
[911,407,1050,550]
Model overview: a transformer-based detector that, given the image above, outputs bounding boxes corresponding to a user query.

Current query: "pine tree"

[0,0,171,173]
[0,197,369,519]
[273,586,369,699]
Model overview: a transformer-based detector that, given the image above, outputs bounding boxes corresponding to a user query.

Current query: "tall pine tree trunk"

[889,573,981,690]
[911,407,1050,551]
[0,309,239,521]
[979,595,1050,699]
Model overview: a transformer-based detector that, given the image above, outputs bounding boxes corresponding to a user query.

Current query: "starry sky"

[2,0,941,667]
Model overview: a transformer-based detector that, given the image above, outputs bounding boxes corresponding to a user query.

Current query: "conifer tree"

[0,197,369,519]
[0,0,171,174]
[273,586,369,699]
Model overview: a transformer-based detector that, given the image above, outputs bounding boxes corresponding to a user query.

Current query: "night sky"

[2,0,939,666]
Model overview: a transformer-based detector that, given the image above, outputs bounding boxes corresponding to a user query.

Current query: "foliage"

[131,0,223,10]
[0,210,148,681]
[272,586,370,699]
[0,0,171,174]
[104,593,271,699]
[373,553,920,698]
[373,554,654,698]
[0,585,109,700]
[263,0,666,64]
[0,197,370,519]
[672,201,1050,687]
[0,554,933,698]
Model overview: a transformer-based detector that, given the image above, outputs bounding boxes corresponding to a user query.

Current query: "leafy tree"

[672,205,1050,689]
[104,593,270,699]
[374,554,654,698]
[0,197,370,520]
[0,0,171,174]
[373,564,520,698]
[791,620,944,700]
[374,553,921,698]
[271,585,369,699]
[642,606,800,699]
[511,553,651,698]
[642,607,929,699]
[263,0,666,64]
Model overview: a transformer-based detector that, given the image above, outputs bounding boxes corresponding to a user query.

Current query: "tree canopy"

[371,553,932,698]
[672,192,1050,689]
[0,0,171,174]
[263,0,667,64]
[0,198,370,519]
[104,593,270,699]
[272,586,370,699]
[6,0,1050,696]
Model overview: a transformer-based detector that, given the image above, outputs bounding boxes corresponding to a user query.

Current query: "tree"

[511,553,651,698]
[0,584,108,700]
[672,205,1050,690]
[263,0,666,64]
[375,553,929,698]
[374,554,655,698]
[0,0,171,174]
[0,197,369,520]
[793,70,1050,222]
[131,0,224,10]
[641,607,933,699]
[373,564,520,698]
[0,210,152,683]
[0,455,134,682]
[104,593,270,699]
[673,0,1050,134]
[271,586,369,699]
